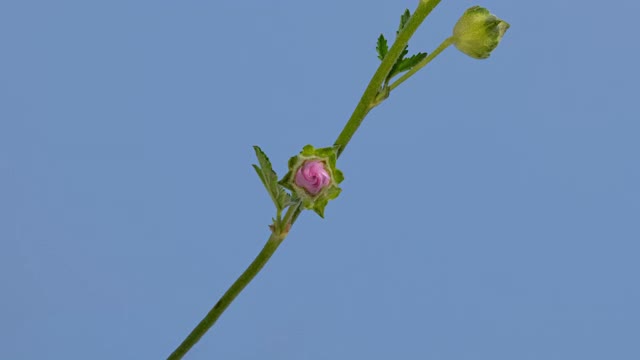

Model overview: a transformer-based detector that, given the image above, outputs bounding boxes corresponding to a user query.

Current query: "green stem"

[168,1,444,358]
[167,204,299,360]
[333,0,441,157]
[389,36,453,91]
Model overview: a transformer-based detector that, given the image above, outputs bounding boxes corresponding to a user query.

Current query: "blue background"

[2,1,639,359]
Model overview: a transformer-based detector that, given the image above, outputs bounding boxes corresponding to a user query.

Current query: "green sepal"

[311,186,342,218]
[279,144,344,218]
[253,146,293,212]
[333,168,344,184]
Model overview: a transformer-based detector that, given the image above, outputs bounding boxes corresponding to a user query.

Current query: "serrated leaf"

[397,9,411,36]
[394,52,427,74]
[386,46,409,81]
[253,146,277,185]
[376,34,388,61]
[253,146,291,211]
[398,45,409,62]
[252,164,266,187]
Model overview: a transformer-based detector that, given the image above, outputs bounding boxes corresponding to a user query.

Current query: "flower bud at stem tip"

[452,6,510,59]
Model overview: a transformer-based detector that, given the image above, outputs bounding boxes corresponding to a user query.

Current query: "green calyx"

[280,145,344,218]
[452,6,510,59]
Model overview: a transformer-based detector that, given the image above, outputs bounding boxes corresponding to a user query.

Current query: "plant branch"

[333,0,441,157]
[167,1,444,358]
[389,36,453,91]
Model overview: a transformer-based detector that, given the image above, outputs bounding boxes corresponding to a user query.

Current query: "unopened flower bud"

[452,6,510,59]
[295,160,331,195]
[280,145,344,218]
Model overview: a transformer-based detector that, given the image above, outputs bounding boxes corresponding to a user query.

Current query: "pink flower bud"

[294,160,331,195]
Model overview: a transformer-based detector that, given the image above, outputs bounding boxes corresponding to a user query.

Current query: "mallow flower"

[295,160,331,196]
[280,145,344,218]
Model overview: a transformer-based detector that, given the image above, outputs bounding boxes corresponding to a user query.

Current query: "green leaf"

[253,146,292,211]
[398,46,409,62]
[394,52,427,74]
[386,46,409,81]
[254,146,275,184]
[252,164,266,187]
[397,9,411,36]
[376,34,388,61]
